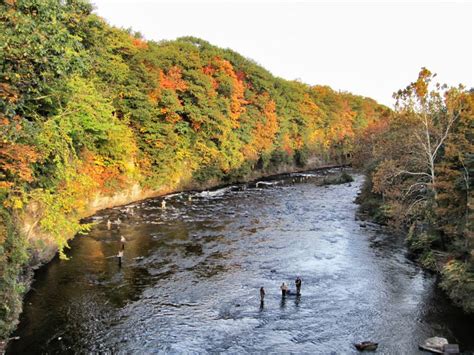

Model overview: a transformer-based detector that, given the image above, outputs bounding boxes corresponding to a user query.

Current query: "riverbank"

[1,160,347,352]
[354,175,474,315]
[26,158,344,266]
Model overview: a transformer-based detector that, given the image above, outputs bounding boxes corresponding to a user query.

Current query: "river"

[7,171,474,354]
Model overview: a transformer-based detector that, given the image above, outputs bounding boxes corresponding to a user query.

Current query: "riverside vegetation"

[354,69,473,312]
[0,0,472,343]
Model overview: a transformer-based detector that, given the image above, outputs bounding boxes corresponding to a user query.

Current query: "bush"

[270,150,292,167]
[340,171,354,183]
[294,148,309,167]
[0,207,29,340]
[419,251,437,271]
[192,164,224,183]
[440,260,474,313]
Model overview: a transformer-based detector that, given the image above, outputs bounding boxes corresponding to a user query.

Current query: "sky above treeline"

[91,0,473,107]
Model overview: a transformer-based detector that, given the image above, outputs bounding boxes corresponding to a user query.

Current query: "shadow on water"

[7,171,474,354]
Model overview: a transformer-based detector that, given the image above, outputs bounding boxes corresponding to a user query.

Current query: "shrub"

[440,260,474,312]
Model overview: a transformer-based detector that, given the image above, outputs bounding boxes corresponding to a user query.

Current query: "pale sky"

[91,0,473,107]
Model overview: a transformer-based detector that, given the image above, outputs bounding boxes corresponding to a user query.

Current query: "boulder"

[419,337,448,354]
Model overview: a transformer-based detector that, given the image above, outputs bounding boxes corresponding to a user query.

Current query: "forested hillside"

[0,0,388,339]
[354,69,474,312]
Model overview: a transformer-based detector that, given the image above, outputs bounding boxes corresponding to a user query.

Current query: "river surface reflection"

[8,171,474,353]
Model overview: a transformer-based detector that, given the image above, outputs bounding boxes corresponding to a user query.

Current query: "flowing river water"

[7,171,474,354]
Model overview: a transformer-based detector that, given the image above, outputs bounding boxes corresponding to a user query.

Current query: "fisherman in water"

[295,276,302,295]
[280,282,288,297]
[120,235,126,250]
[117,250,124,267]
[260,287,265,303]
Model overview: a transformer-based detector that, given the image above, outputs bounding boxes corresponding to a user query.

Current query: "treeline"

[354,69,474,312]
[0,0,387,338]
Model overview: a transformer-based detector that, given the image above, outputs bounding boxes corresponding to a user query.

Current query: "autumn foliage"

[0,0,389,340]
[354,69,474,312]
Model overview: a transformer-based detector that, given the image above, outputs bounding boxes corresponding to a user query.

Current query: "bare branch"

[394,170,431,178]
[406,196,428,215]
[403,182,427,199]
[431,111,459,161]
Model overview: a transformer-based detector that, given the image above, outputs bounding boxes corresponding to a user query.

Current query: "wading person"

[120,235,126,250]
[260,287,265,303]
[117,250,123,267]
[280,282,288,297]
[295,276,302,295]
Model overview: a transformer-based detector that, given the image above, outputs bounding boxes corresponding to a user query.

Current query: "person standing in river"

[280,282,288,297]
[117,250,123,268]
[295,276,302,295]
[260,287,265,303]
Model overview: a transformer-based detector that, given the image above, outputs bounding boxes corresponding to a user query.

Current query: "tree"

[391,68,462,201]
[372,69,467,224]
